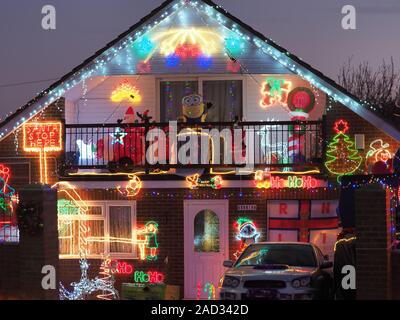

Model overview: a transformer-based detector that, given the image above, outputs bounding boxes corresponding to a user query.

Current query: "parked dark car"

[220,242,333,300]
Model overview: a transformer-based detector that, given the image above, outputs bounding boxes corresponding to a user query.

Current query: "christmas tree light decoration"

[110,127,128,145]
[153,28,222,57]
[260,78,292,108]
[116,174,142,197]
[59,258,119,300]
[23,122,62,184]
[110,81,142,104]
[325,120,362,179]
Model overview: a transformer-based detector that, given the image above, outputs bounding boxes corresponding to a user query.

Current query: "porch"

[61,119,326,174]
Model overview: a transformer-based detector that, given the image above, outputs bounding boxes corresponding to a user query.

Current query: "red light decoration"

[287,87,316,114]
[137,61,151,74]
[0,164,11,194]
[175,44,202,59]
[227,60,241,73]
[23,122,62,184]
[333,119,349,134]
[115,261,134,275]
[254,171,320,189]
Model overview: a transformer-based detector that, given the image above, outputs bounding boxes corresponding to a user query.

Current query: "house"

[0,0,399,300]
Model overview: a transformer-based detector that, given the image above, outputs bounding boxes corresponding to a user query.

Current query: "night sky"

[0,0,399,116]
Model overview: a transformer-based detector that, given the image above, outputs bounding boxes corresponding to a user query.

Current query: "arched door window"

[194,209,220,252]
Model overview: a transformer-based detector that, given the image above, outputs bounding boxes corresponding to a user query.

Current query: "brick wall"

[58,187,338,298]
[355,185,391,300]
[327,101,400,176]
[0,98,65,186]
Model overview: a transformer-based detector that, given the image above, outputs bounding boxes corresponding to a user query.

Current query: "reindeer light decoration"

[59,259,119,300]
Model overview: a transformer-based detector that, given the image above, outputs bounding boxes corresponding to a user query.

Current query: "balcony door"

[159,79,243,122]
[184,200,229,300]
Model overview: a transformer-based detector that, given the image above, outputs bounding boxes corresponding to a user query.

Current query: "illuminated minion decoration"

[179,94,213,123]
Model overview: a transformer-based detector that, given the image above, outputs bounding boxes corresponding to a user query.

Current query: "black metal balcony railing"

[63,120,325,172]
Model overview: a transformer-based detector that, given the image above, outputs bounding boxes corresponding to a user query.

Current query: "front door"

[184,200,229,300]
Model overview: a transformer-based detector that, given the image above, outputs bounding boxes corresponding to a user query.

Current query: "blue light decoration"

[165,54,180,68]
[132,36,155,60]
[225,37,245,56]
[197,55,213,69]
[2,0,395,141]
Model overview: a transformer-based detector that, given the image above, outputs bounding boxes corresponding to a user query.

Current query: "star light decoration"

[0,0,383,141]
[334,119,350,134]
[110,127,127,145]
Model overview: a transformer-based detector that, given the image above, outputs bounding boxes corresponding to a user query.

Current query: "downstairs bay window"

[58,201,136,259]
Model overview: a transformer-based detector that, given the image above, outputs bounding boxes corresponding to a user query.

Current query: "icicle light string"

[0,0,380,140]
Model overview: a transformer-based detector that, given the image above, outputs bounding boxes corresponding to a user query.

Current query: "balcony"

[62,120,325,174]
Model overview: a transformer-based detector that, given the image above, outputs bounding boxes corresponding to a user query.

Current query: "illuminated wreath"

[17,202,44,236]
[287,87,315,114]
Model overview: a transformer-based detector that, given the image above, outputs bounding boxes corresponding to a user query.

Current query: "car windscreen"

[235,244,317,268]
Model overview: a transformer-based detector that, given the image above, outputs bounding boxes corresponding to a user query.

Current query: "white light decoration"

[0,0,396,141]
[59,259,119,300]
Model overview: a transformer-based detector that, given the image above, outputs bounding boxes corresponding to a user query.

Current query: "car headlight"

[222,276,240,288]
[292,276,311,288]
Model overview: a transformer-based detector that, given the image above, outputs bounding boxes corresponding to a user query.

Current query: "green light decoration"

[266,77,285,97]
[57,199,79,216]
[142,221,159,261]
[224,37,245,56]
[324,119,362,180]
[0,198,11,212]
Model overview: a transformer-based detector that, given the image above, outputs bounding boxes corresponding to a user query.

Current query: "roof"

[0,0,399,140]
